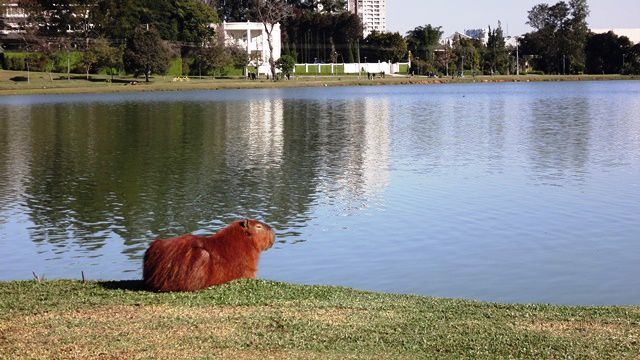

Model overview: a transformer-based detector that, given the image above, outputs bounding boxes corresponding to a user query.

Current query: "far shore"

[1,70,639,97]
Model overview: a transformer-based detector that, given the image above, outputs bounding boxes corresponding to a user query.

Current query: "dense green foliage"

[6,0,640,78]
[585,31,632,74]
[520,0,590,74]
[406,25,443,64]
[123,28,172,82]
[13,0,223,80]
[1,280,639,359]
[1,51,84,73]
[284,11,362,64]
[276,54,296,76]
[626,44,640,75]
[188,36,247,77]
[19,0,218,43]
[361,31,408,63]
[485,23,509,75]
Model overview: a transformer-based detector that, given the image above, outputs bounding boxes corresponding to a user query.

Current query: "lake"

[1,81,639,305]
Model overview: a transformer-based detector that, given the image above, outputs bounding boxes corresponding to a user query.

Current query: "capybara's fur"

[143,219,275,292]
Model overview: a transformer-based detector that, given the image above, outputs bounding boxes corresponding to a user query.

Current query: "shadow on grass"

[98,279,148,292]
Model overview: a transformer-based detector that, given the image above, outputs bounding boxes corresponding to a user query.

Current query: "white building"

[0,2,27,37]
[440,32,472,46]
[217,21,281,75]
[347,0,387,37]
[465,28,488,45]
[591,28,640,44]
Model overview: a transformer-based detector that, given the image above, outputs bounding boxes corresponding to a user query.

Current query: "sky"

[387,0,640,36]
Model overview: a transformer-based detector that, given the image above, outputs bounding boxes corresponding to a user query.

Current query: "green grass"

[1,279,639,359]
[167,58,183,77]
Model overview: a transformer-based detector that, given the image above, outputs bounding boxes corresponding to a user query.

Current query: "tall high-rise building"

[347,0,387,37]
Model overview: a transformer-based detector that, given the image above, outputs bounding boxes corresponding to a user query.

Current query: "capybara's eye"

[255,224,263,229]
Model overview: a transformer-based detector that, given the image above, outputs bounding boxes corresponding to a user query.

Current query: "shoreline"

[1,279,639,358]
[1,70,639,97]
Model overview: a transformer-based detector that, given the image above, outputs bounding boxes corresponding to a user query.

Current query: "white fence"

[293,62,410,75]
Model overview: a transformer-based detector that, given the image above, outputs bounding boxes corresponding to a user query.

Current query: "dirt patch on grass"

[0,304,251,359]
[284,308,360,326]
[0,304,382,359]
[518,319,639,338]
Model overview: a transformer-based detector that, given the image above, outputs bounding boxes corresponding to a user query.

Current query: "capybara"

[143,219,275,292]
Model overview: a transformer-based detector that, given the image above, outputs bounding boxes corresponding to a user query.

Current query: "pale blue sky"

[388,0,640,36]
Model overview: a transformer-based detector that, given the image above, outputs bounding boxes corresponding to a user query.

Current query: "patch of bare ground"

[0,305,247,359]
[517,319,640,339]
[0,303,386,359]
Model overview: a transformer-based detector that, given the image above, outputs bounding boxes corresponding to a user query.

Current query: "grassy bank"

[0,280,638,359]
[1,69,639,96]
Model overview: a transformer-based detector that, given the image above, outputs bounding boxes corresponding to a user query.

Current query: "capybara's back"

[143,234,212,292]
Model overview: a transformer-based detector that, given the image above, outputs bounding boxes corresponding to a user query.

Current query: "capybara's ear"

[240,219,249,229]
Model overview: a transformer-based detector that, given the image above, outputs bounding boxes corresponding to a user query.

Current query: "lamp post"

[507,36,521,76]
[516,38,520,76]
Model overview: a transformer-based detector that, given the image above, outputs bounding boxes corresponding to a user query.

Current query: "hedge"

[1,51,83,73]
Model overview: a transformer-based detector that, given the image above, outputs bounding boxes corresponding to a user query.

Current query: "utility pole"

[516,38,520,76]
[356,38,361,79]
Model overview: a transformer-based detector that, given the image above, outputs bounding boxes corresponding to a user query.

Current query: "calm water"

[1,82,639,305]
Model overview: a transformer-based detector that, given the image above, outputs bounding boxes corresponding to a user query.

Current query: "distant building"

[0,2,27,47]
[591,28,640,44]
[440,32,472,47]
[464,28,488,45]
[217,21,281,75]
[347,0,387,37]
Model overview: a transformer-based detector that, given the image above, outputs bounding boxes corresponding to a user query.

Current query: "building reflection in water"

[312,98,391,215]
[0,94,393,278]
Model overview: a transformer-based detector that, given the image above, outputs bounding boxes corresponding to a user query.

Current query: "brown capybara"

[143,219,275,292]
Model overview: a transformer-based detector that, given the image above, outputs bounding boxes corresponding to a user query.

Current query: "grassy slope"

[1,70,639,97]
[0,280,638,359]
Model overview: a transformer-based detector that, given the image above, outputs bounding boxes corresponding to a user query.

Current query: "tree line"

[2,0,639,79]
[2,0,246,80]
[403,0,640,76]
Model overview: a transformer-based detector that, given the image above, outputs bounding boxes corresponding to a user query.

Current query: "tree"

[18,0,98,45]
[51,37,73,79]
[276,54,295,77]
[253,0,292,80]
[123,28,172,82]
[485,23,508,75]
[361,31,408,63]
[455,37,480,75]
[567,0,589,73]
[524,0,590,74]
[172,0,218,44]
[215,0,251,22]
[79,48,98,80]
[89,38,124,80]
[406,24,443,66]
[435,44,455,76]
[282,10,361,64]
[317,0,346,13]
[625,43,640,75]
[187,31,247,77]
[585,31,632,74]
[90,0,218,43]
